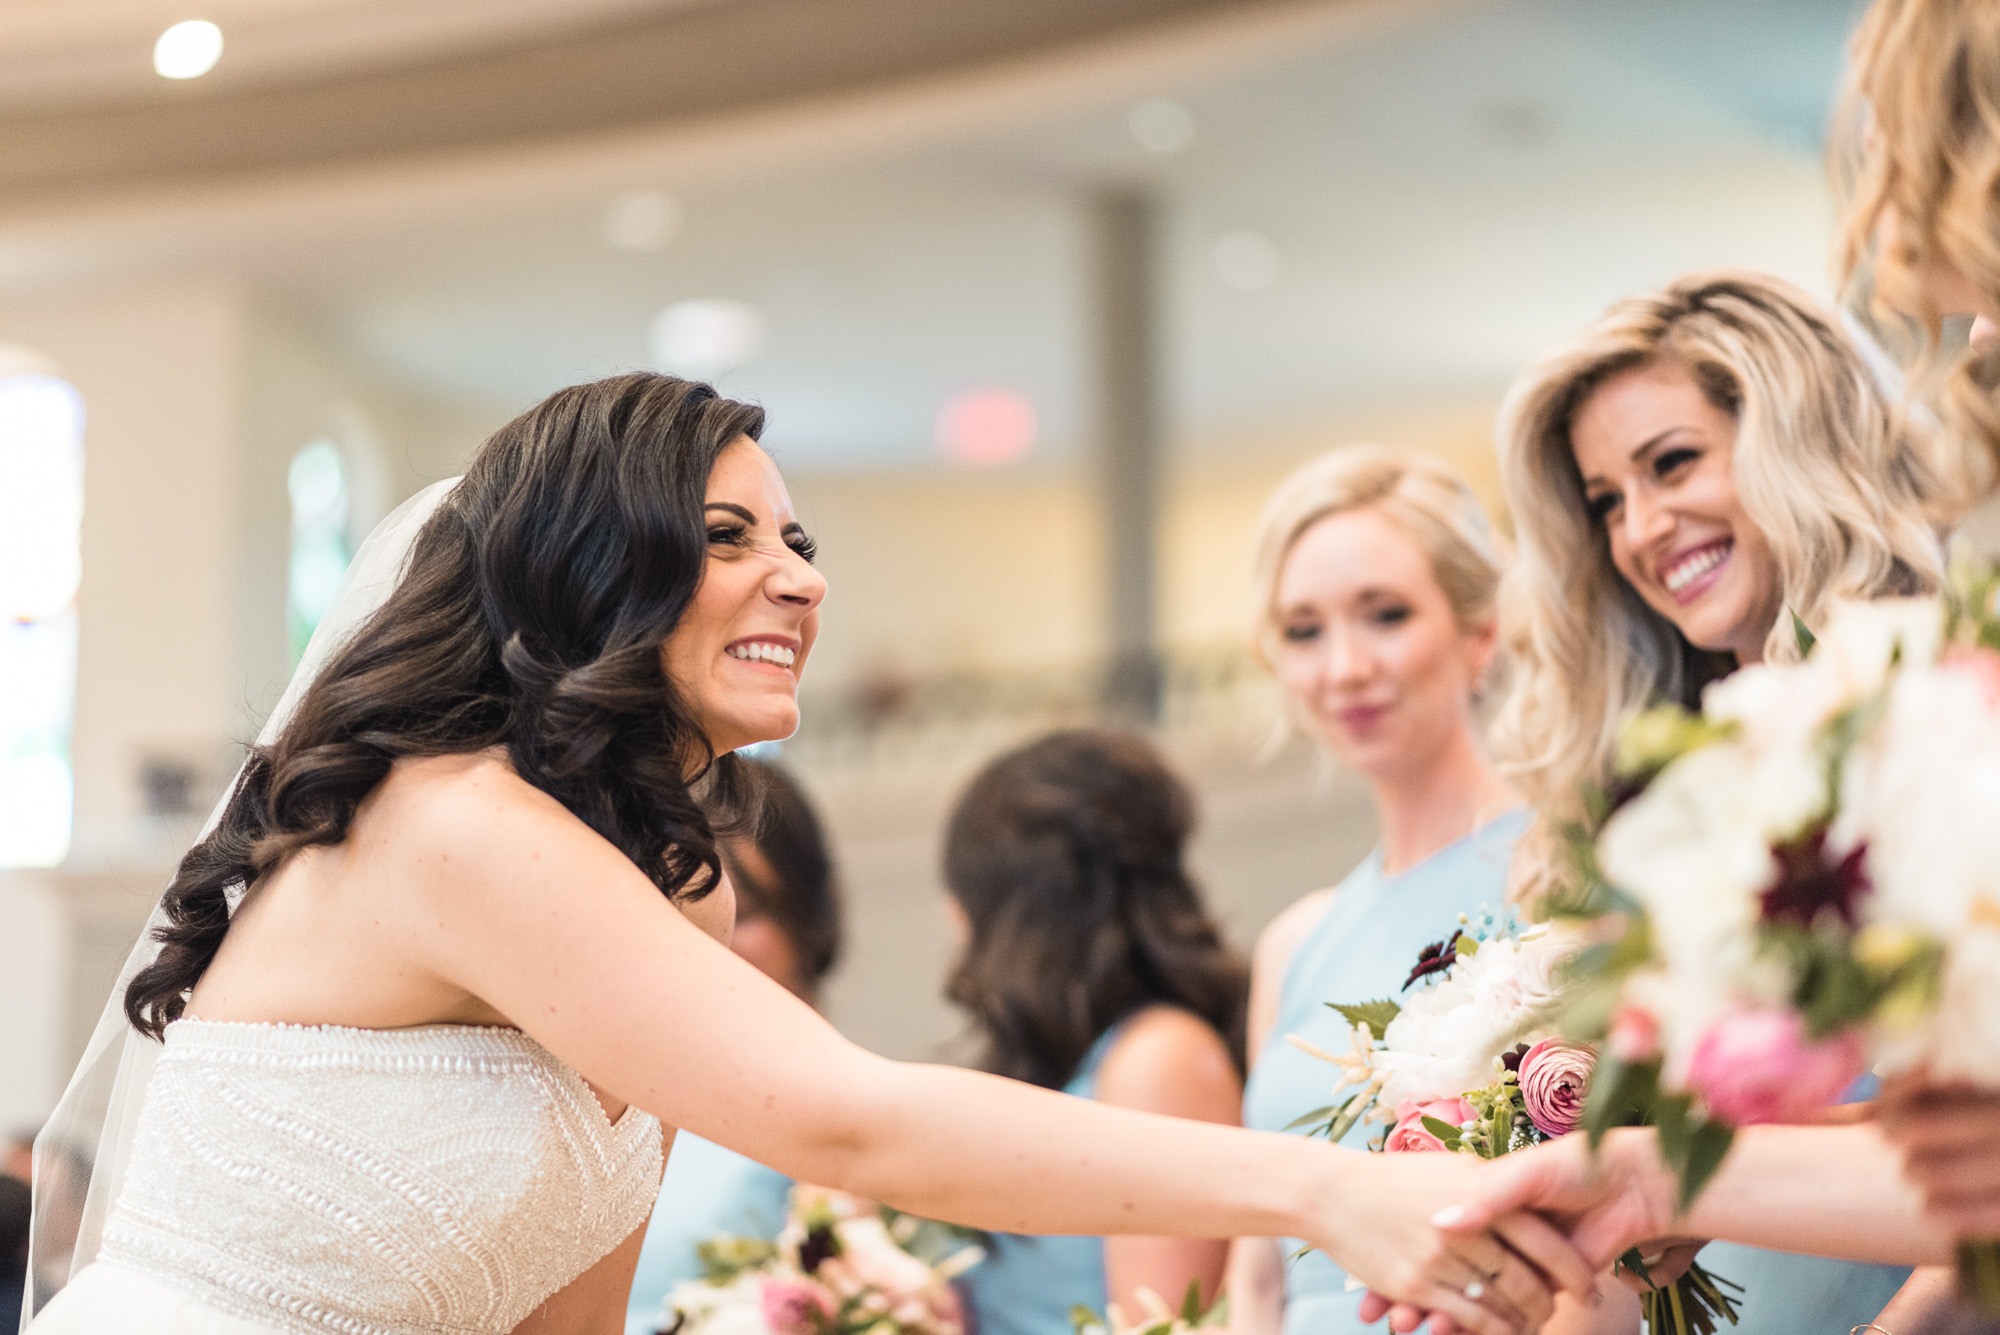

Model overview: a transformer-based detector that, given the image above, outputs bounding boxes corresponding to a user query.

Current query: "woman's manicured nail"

[1432,1205,1469,1228]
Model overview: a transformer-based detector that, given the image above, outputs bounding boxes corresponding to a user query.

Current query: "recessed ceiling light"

[1128,98,1195,155]
[649,300,765,380]
[1214,230,1280,292]
[155,20,223,79]
[603,190,683,253]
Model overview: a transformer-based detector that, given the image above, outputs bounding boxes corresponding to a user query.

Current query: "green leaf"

[1678,1121,1736,1210]
[1581,1053,1662,1148]
[1419,1115,1464,1149]
[1282,1104,1336,1133]
[1180,1278,1205,1325]
[1328,999,1401,1034]
[1068,1306,1104,1335]
[1792,611,1817,658]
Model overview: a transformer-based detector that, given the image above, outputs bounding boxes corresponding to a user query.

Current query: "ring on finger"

[1461,1259,1505,1303]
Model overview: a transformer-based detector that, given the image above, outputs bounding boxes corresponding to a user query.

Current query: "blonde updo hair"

[1250,444,1508,673]
[1491,271,1945,901]
[1836,0,2000,502]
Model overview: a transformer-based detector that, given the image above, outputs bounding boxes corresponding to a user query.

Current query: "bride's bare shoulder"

[364,750,581,859]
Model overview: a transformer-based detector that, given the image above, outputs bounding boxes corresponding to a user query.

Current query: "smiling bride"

[23,373,1599,1335]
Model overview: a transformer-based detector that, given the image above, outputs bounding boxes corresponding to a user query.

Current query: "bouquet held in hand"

[661,1185,983,1335]
[1291,907,1742,1335]
[1560,585,2000,1309]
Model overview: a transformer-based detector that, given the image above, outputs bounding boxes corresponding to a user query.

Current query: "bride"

[23,373,1595,1335]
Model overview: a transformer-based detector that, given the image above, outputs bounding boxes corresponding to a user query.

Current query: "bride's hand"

[1309,1148,1599,1335]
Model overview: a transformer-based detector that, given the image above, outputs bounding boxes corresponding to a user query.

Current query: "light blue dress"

[1242,810,1528,1335]
[1240,808,1909,1335]
[624,1133,794,1335]
[958,1028,1119,1335]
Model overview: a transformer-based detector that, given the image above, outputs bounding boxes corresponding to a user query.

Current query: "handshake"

[1314,1089,1988,1335]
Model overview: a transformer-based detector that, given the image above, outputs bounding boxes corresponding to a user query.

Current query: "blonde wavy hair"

[1835,0,2000,503]
[1491,272,1946,900]
[1250,442,1507,676]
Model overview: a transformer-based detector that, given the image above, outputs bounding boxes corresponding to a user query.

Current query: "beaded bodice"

[97,1020,663,1335]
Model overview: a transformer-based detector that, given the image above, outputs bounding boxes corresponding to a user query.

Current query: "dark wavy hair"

[724,760,843,988]
[125,372,764,1039]
[943,729,1248,1089]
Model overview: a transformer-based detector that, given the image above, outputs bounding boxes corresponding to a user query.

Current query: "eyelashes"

[705,523,819,564]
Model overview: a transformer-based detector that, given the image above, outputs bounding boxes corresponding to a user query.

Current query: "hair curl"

[1490,272,1945,903]
[943,729,1247,1090]
[1835,0,2000,506]
[125,373,764,1039]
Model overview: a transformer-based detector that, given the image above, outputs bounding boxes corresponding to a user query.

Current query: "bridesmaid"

[1224,445,1536,1335]
[944,730,1246,1335]
[1484,270,1937,1335]
[1836,0,2000,1250]
[625,759,843,1335]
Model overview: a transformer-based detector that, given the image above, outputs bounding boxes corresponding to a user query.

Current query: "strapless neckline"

[173,1018,639,1132]
[41,1016,666,1335]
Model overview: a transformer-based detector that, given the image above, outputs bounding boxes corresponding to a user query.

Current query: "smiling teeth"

[1663,543,1730,593]
[728,642,796,667]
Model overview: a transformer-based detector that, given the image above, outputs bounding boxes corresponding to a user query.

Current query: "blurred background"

[0,0,1868,1129]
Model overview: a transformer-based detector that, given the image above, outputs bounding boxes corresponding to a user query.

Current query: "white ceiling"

[0,0,1872,473]
[0,0,699,110]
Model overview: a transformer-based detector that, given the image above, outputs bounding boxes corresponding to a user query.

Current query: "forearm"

[1672,1124,1950,1263]
[1225,1237,1285,1335]
[815,1058,1331,1240]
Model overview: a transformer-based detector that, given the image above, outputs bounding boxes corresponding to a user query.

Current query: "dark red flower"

[1403,933,1465,991]
[1758,830,1871,930]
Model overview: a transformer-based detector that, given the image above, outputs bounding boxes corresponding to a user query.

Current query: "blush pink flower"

[1607,1005,1661,1062]
[1384,1096,1476,1152]
[1517,1039,1596,1138]
[1944,647,2000,711]
[760,1278,835,1335]
[1686,1009,1866,1124]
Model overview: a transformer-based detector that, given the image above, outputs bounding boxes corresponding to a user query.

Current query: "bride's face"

[661,438,825,756]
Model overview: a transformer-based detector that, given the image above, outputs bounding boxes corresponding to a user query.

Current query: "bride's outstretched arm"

[389,763,1595,1335]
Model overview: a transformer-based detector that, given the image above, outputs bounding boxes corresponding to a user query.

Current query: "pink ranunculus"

[761,1278,835,1335]
[1685,1009,1866,1125]
[1384,1096,1476,1152]
[1945,646,2000,711]
[1608,1004,1661,1063]
[1518,1038,1597,1138]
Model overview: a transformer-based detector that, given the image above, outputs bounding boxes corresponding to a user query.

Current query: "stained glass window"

[0,371,85,868]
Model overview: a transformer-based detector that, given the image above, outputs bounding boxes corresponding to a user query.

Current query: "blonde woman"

[1836,0,2000,502]
[1391,273,1956,1335]
[1494,271,1944,903]
[1225,446,1558,1335]
[1836,0,2000,1258]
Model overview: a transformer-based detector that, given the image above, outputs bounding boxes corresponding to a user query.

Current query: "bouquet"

[1291,908,1741,1335]
[1071,1280,1228,1335]
[661,1185,984,1335]
[1557,583,2000,1310]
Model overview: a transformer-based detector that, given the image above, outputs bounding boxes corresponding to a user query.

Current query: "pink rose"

[1384,1096,1476,1152]
[1686,1009,1866,1125]
[1608,1005,1661,1063]
[761,1279,835,1335]
[1518,1039,1596,1138]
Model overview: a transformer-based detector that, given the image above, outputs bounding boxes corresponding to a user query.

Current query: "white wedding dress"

[28,1019,664,1335]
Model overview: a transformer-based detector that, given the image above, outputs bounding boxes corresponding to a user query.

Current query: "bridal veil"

[23,476,463,1327]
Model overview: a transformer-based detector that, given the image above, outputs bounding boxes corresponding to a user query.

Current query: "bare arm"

[1223,1238,1284,1335]
[1454,1123,1953,1268]
[1095,1007,1244,1313]
[386,768,1593,1335]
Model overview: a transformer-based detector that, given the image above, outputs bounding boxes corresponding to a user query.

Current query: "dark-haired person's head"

[722,760,842,1006]
[127,373,826,1038]
[942,729,1248,1090]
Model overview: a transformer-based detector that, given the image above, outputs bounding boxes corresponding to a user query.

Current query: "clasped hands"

[1331,1129,1683,1335]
